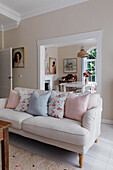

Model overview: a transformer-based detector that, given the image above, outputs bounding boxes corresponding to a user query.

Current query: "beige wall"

[58,43,96,80]
[0,31,2,49]
[58,45,81,80]
[4,0,113,120]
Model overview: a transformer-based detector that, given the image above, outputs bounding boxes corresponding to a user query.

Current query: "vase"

[85,77,88,84]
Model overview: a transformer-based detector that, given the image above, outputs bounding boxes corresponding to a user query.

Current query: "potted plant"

[72,74,77,82]
[83,70,92,84]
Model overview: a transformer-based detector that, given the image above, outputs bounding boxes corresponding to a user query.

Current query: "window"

[87,48,97,82]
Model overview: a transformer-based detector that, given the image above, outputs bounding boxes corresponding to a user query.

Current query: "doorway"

[37,30,102,94]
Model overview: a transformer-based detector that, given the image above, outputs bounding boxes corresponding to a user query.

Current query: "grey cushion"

[27,91,51,116]
[0,109,33,130]
[22,116,90,146]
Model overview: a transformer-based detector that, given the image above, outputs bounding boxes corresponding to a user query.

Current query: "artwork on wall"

[49,57,56,74]
[63,58,77,73]
[12,47,25,68]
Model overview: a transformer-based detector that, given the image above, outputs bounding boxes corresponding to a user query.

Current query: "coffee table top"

[0,120,13,129]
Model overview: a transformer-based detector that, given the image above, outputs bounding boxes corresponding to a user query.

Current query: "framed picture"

[12,47,25,68]
[63,58,77,73]
[49,57,56,74]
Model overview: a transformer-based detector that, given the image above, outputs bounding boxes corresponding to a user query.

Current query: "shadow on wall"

[109,81,113,119]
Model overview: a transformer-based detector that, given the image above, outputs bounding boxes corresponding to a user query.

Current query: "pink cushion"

[65,93,89,122]
[6,90,19,109]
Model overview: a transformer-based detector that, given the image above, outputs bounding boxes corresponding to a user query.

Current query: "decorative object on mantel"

[45,48,49,75]
[12,47,25,68]
[83,70,92,84]
[45,63,49,75]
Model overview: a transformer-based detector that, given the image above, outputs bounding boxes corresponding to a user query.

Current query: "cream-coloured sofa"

[0,87,102,168]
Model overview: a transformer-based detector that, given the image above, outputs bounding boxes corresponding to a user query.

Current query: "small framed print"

[63,58,77,73]
[12,47,25,68]
[49,57,56,74]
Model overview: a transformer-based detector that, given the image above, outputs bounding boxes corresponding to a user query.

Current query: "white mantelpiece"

[45,75,54,90]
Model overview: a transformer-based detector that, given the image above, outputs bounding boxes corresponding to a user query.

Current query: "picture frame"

[63,58,77,73]
[12,47,25,68]
[49,57,56,74]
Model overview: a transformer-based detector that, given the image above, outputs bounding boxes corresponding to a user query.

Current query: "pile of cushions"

[5,89,98,122]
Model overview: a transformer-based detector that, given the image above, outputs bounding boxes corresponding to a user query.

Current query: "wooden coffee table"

[0,120,13,170]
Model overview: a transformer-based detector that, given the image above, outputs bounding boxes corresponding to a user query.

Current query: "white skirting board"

[102,119,113,125]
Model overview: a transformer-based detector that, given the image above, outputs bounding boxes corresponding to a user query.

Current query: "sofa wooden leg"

[95,139,98,143]
[79,154,83,168]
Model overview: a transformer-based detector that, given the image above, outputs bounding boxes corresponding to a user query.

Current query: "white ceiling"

[0,0,88,31]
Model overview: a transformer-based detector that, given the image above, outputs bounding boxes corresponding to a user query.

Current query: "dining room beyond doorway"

[37,30,102,94]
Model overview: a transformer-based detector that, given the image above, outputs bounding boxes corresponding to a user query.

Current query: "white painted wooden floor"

[9,123,113,170]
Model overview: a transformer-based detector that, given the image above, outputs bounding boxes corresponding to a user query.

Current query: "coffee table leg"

[1,128,9,170]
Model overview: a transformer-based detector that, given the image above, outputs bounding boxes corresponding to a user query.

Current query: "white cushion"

[75,93,100,110]
[0,98,8,109]
[22,116,90,146]
[88,93,100,110]
[0,109,33,130]
[82,108,98,134]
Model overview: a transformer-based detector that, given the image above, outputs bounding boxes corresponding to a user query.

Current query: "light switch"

[19,75,23,78]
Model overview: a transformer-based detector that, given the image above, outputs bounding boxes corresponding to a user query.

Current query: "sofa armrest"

[82,108,98,134]
[82,98,102,135]
[0,98,8,109]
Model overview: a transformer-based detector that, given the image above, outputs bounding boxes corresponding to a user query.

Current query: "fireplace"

[45,75,54,91]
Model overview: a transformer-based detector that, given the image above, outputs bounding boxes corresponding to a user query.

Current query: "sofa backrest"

[14,87,46,95]
[14,87,36,93]
[14,87,101,110]
[75,92,101,109]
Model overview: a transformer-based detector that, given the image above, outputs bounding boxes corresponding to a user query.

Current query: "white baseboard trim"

[102,119,113,125]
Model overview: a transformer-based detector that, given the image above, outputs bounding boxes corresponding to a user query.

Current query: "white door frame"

[10,47,13,90]
[37,30,103,94]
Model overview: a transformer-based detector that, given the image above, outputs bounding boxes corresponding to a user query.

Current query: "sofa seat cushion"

[22,116,90,146]
[0,109,33,130]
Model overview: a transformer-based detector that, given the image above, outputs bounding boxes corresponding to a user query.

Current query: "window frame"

[87,47,97,83]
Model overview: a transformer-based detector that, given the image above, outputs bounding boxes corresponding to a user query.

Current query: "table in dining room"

[60,81,97,93]
[0,120,13,170]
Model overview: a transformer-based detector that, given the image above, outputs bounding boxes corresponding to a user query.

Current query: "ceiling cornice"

[0,0,88,31]
[0,22,19,31]
[21,0,88,20]
[0,3,20,23]
[0,3,20,31]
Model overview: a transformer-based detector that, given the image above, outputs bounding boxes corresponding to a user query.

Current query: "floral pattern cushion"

[48,91,67,119]
[15,90,35,112]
